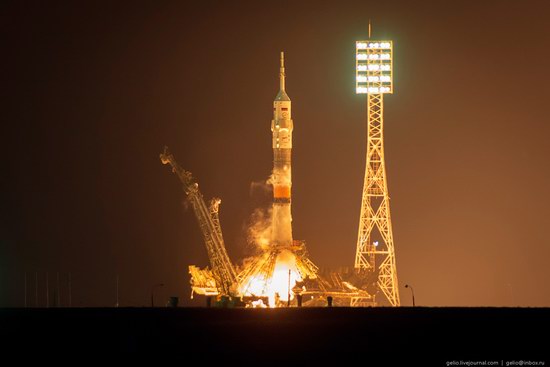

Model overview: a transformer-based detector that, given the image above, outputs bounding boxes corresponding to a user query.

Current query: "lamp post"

[287,269,291,307]
[151,283,164,307]
[404,284,415,307]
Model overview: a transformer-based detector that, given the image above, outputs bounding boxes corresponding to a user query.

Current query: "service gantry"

[160,146,238,296]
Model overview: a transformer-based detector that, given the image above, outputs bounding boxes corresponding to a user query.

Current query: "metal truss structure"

[160,146,238,296]
[354,92,400,306]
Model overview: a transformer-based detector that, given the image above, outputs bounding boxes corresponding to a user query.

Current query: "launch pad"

[161,145,372,307]
[162,39,400,307]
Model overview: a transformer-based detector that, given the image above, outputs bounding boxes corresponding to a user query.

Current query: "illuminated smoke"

[246,207,272,252]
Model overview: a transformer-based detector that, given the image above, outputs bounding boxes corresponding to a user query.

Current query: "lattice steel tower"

[353,40,400,306]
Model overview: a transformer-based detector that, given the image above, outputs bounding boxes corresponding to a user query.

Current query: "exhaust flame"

[268,250,301,305]
[240,250,302,307]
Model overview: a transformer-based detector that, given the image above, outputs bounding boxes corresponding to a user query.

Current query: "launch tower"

[353,40,400,306]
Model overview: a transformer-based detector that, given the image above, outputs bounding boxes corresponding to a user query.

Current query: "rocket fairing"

[271,52,294,247]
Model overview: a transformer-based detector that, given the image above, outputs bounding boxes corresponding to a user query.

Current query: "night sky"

[2,0,550,307]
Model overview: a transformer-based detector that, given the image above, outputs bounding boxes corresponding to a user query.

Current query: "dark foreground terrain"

[1,307,548,365]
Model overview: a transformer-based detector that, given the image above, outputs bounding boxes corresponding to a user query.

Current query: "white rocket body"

[271,52,293,247]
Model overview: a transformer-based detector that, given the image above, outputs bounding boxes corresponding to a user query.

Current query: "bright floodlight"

[356,40,393,94]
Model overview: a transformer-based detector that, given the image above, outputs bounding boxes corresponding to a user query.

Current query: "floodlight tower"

[353,40,400,306]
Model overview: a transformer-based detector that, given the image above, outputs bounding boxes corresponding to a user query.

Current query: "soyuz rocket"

[271,52,294,247]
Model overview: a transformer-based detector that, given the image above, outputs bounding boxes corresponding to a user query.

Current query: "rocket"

[271,52,294,247]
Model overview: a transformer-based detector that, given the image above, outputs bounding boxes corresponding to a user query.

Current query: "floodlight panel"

[355,40,393,94]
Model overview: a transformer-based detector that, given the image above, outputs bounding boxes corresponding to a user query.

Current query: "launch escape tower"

[353,39,401,306]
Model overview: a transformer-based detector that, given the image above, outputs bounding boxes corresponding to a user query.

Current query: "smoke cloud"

[246,207,272,252]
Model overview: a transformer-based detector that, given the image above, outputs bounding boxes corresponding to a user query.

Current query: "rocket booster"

[271,52,294,247]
